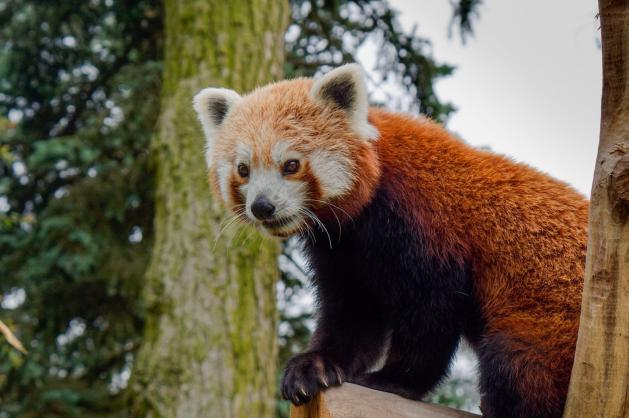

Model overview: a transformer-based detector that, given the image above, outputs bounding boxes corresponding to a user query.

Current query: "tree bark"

[128,1,288,417]
[563,1,629,417]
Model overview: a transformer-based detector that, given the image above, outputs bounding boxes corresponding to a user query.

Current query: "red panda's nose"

[251,195,276,220]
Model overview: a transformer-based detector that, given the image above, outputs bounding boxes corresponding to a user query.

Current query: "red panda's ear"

[310,64,378,141]
[193,87,241,167]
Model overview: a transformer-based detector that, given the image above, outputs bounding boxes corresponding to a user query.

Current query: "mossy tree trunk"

[564,1,629,417]
[129,1,288,417]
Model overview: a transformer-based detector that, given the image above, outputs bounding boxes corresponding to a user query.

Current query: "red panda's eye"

[237,163,249,178]
[283,159,300,175]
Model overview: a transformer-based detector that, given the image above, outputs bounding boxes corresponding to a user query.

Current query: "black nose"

[251,195,276,220]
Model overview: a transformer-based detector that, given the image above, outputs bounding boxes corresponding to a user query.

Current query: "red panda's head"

[193,64,381,238]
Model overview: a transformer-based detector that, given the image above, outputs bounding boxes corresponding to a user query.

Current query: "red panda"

[193,64,588,418]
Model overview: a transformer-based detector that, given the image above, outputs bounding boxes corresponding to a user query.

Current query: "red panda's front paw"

[280,351,345,406]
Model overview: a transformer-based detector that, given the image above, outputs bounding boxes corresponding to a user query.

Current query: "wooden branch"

[290,383,480,418]
[0,319,26,354]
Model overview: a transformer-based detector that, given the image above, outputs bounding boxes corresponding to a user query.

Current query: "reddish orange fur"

[294,160,324,202]
[364,108,587,410]
[205,76,587,411]
[214,79,381,221]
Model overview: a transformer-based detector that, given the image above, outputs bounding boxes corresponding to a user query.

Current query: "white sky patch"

[109,363,132,394]
[62,35,77,48]
[129,226,143,243]
[103,105,124,128]
[56,318,86,346]
[12,161,26,176]
[53,187,69,199]
[0,197,9,213]
[1,288,26,310]
[8,109,23,124]
[369,0,601,196]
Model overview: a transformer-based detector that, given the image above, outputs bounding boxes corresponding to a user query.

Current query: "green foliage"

[449,0,483,43]
[0,0,479,416]
[0,0,161,416]
[286,0,455,120]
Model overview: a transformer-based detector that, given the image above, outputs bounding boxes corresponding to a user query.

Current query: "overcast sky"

[377,0,602,196]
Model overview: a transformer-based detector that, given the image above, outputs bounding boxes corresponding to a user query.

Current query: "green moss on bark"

[128,1,288,417]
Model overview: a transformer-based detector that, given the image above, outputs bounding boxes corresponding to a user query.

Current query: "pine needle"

[0,319,27,354]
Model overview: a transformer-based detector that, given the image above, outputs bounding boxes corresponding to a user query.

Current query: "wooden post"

[290,384,480,418]
[563,1,629,417]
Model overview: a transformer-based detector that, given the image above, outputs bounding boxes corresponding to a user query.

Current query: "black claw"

[280,352,344,406]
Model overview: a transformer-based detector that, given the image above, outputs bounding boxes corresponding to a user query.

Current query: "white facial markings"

[258,215,304,238]
[271,140,303,168]
[245,167,306,222]
[271,140,290,163]
[235,142,252,164]
[205,144,213,169]
[217,140,354,222]
[192,87,242,168]
[215,159,233,204]
[271,139,355,201]
[309,149,354,199]
[214,140,310,231]
[215,142,253,206]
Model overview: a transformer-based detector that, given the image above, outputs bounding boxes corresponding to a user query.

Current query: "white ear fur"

[310,64,378,141]
[193,87,242,167]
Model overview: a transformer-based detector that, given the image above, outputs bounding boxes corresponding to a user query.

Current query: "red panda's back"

[368,108,588,402]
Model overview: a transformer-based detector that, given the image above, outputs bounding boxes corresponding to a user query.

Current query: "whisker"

[213,209,246,250]
[236,224,253,246]
[303,207,332,249]
[304,198,355,224]
[304,198,355,244]
[241,226,257,246]
[324,205,342,244]
[297,209,317,243]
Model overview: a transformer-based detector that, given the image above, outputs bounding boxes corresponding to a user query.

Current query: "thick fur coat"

[193,64,588,418]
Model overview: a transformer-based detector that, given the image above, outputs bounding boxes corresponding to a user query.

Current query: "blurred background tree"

[127,1,287,417]
[0,0,481,417]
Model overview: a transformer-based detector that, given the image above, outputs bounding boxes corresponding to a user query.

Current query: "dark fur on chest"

[283,186,484,404]
[283,186,556,417]
[302,185,479,337]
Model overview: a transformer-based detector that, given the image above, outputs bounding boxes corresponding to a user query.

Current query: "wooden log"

[290,383,480,418]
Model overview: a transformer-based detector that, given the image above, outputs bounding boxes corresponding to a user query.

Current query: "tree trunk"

[563,1,629,417]
[129,1,288,417]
